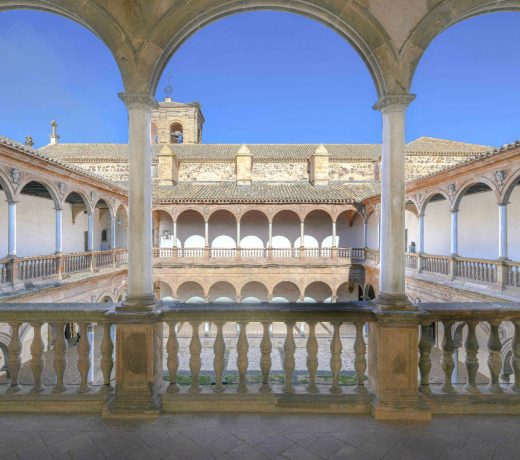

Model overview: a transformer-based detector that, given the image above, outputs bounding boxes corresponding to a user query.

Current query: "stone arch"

[156,280,174,300]
[419,190,451,216]
[336,281,362,302]
[272,209,300,251]
[169,121,184,144]
[405,3,520,91]
[336,209,364,248]
[177,281,206,303]
[240,209,269,248]
[177,209,205,250]
[501,168,520,205]
[405,199,419,217]
[146,2,393,97]
[301,209,332,248]
[452,178,498,212]
[0,169,15,202]
[240,281,269,303]
[303,281,332,303]
[63,190,94,215]
[364,284,376,300]
[272,281,300,303]
[209,209,237,249]
[18,179,60,209]
[95,198,115,219]
[208,281,237,303]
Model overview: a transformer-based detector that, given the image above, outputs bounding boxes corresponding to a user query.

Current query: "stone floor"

[0,414,518,459]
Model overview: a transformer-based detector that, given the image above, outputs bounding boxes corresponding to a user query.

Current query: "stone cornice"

[373,94,416,112]
[119,92,159,110]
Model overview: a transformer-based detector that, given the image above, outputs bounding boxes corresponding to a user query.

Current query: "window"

[170,122,183,144]
[101,229,108,242]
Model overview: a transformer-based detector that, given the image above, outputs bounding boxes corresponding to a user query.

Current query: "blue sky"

[0,10,518,147]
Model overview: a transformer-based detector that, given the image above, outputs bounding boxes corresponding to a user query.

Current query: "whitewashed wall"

[423,199,451,256]
[366,212,379,249]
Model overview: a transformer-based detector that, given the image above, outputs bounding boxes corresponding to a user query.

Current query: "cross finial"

[50,120,60,145]
[164,75,173,102]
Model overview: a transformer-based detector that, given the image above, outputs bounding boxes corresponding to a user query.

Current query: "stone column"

[117,93,157,309]
[173,221,177,248]
[205,220,209,248]
[499,203,508,260]
[299,220,305,258]
[87,213,94,252]
[377,220,381,250]
[7,201,16,257]
[111,216,117,249]
[55,208,63,253]
[236,220,241,258]
[267,220,273,259]
[418,213,425,254]
[363,220,368,248]
[332,220,337,247]
[450,210,459,256]
[373,94,414,308]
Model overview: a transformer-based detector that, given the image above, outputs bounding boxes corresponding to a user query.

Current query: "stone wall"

[72,162,130,183]
[179,162,235,182]
[405,155,477,182]
[329,161,376,182]
[251,162,307,182]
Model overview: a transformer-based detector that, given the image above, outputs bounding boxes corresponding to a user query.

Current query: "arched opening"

[336,282,362,302]
[115,205,128,249]
[365,284,376,300]
[208,281,236,303]
[240,210,268,251]
[301,210,332,251]
[177,210,205,256]
[458,183,497,258]
[304,281,332,303]
[8,181,58,257]
[62,191,90,253]
[152,210,176,249]
[240,281,268,303]
[507,179,520,261]
[209,210,236,252]
[170,122,184,144]
[366,212,379,250]
[177,281,205,303]
[99,295,114,303]
[423,193,450,256]
[337,210,364,249]
[409,12,520,146]
[156,281,174,300]
[94,199,111,251]
[405,201,419,253]
[272,281,300,303]
[272,210,300,257]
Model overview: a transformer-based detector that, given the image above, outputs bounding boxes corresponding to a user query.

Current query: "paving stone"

[255,434,294,457]
[329,444,379,460]
[280,444,323,460]
[233,430,272,446]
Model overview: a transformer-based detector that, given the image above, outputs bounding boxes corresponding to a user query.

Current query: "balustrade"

[455,257,496,283]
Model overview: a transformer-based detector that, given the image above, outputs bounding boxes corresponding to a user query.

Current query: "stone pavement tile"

[329,444,378,460]
[233,430,272,446]
[462,434,499,458]
[298,433,345,457]
[0,453,16,460]
[227,443,268,460]
[47,433,97,457]
[152,431,211,459]
[387,444,446,460]
[39,430,76,446]
[16,444,54,460]
[358,431,405,458]
[397,433,448,459]
[55,443,107,460]
[280,444,323,460]
[331,429,374,448]
[443,444,494,460]
[106,444,161,460]
[255,434,294,457]
[281,432,319,446]
[492,444,520,460]
[1,431,46,453]
[192,432,243,457]
[93,433,150,457]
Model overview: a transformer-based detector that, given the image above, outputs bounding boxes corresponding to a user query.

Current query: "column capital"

[118,92,158,110]
[373,94,416,113]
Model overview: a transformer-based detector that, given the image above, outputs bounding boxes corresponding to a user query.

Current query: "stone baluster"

[330,321,343,394]
[100,322,114,393]
[418,324,432,395]
[464,321,479,393]
[167,321,180,393]
[189,322,202,393]
[7,322,22,392]
[30,322,45,393]
[53,322,68,393]
[213,321,225,393]
[512,320,520,392]
[77,322,91,393]
[487,320,503,393]
[354,321,367,392]
[306,321,319,393]
[283,321,296,393]
[441,321,456,393]
[259,322,272,393]
[237,322,249,393]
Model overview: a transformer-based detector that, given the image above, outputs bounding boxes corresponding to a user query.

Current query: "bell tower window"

[170,122,183,144]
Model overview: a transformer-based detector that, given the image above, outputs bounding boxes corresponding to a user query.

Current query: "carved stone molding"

[118,92,159,110]
[373,94,416,112]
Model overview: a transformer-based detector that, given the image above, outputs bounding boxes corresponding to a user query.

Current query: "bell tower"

[150,78,204,145]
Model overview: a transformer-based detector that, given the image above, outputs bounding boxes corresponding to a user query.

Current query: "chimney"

[49,120,60,145]
[235,144,252,185]
[309,144,329,186]
[158,145,179,186]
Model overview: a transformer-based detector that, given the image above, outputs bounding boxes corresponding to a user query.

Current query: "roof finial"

[24,135,34,148]
[164,75,173,102]
[49,120,60,145]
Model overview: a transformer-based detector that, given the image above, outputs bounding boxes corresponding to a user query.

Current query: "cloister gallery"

[0,0,519,428]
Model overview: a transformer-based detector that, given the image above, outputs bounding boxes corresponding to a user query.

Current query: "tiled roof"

[406,137,492,155]
[40,137,492,163]
[0,136,127,193]
[153,182,380,204]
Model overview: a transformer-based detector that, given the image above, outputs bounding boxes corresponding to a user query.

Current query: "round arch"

[177,209,205,250]
[419,190,451,216]
[240,209,269,249]
[0,169,15,202]
[63,190,93,215]
[272,281,300,303]
[177,281,205,303]
[146,3,391,97]
[18,179,60,209]
[452,179,498,212]
[501,169,520,204]
[303,281,332,303]
[240,281,269,303]
[336,281,362,302]
[208,281,237,303]
[209,209,237,249]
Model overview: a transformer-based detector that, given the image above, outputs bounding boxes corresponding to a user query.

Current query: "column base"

[103,392,162,420]
[372,395,431,422]
[118,294,158,312]
[375,293,414,311]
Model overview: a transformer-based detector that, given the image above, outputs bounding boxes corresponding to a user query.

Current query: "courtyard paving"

[0,414,518,459]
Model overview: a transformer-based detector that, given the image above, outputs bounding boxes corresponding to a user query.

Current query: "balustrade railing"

[405,253,419,269]
[0,249,127,287]
[421,254,451,275]
[455,257,496,283]
[507,262,520,288]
